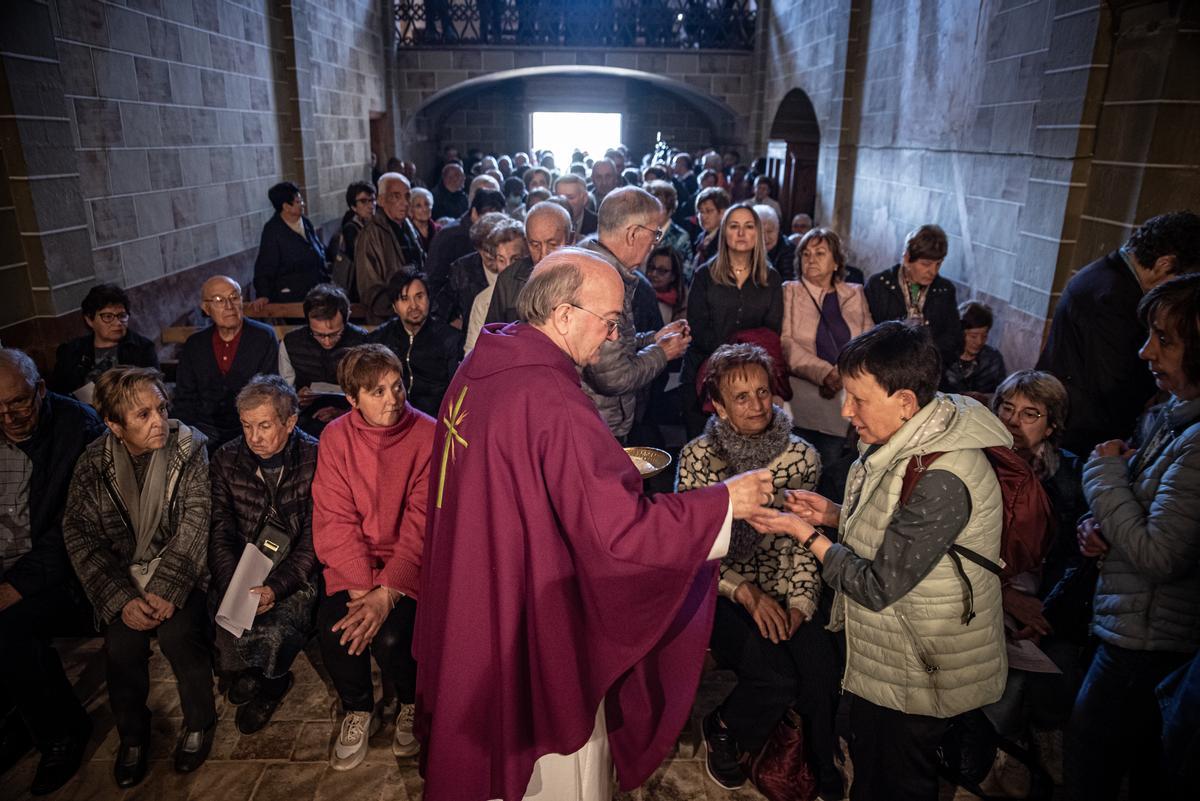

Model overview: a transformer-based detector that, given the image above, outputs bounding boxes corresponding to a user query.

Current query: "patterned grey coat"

[63,425,211,624]
[676,412,823,618]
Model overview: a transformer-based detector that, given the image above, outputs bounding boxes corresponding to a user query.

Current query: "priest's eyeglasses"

[996,402,1044,425]
[569,304,620,338]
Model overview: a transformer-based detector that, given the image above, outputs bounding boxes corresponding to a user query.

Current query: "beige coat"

[780,278,874,435]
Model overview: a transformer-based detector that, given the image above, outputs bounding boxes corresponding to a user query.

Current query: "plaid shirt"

[0,440,33,575]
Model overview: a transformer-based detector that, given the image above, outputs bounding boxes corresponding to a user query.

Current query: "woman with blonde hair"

[682,203,784,436]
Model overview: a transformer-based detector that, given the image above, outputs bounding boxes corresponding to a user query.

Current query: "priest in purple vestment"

[414,248,775,801]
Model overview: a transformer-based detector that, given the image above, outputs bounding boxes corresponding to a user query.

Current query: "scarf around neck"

[706,405,792,561]
[107,422,192,561]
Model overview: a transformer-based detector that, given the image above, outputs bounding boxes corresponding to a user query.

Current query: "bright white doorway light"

[530,112,622,168]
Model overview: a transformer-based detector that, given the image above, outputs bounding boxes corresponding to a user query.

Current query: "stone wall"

[758,0,1115,369]
[0,0,386,365]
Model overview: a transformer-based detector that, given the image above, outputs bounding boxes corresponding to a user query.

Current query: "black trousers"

[104,589,215,744]
[1064,642,1190,801]
[0,590,93,748]
[847,694,948,801]
[317,591,417,711]
[709,596,843,792]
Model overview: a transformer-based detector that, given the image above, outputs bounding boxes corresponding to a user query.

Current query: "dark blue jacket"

[173,319,279,448]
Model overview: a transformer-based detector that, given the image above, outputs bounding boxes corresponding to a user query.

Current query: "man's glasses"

[570,304,620,337]
[0,395,36,419]
[311,328,345,342]
[997,402,1044,425]
[204,293,242,307]
[631,224,664,243]
[96,311,130,324]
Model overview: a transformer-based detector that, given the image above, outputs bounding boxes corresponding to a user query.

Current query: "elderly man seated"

[355,172,426,323]
[370,271,463,417]
[278,284,369,436]
[174,276,278,449]
[209,375,319,734]
[0,349,105,796]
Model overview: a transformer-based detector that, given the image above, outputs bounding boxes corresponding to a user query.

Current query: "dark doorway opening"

[766,89,821,225]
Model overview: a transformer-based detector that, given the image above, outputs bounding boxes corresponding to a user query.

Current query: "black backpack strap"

[947,545,1002,626]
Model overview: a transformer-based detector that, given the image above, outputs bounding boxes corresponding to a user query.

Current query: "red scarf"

[655,287,678,307]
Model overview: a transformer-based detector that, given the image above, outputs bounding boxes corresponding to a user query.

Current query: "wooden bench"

[242,301,369,321]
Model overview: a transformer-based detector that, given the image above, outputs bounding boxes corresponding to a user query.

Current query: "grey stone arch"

[767,88,822,225]
[400,66,742,186]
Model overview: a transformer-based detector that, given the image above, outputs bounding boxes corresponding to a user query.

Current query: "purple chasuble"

[414,322,730,801]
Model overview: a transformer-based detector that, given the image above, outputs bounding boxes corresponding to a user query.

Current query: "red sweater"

[312,403,435,598]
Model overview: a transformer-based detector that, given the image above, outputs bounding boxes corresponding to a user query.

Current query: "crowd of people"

[1,138,1199,801]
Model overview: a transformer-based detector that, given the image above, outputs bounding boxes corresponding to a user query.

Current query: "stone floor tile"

[229,720,303,761]
[290,721,334,763]
[207,719,245,761]
[248,763,322,801]
[640,759,709,800]
[183,762,266,801]
[272,680,335,723]
[57,761,126,801]
[314,762,389,801]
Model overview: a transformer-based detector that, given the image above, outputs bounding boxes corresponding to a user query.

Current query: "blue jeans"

[1064,642,1189,801]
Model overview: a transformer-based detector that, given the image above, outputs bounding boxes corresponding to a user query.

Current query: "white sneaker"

[392,703,419,757]
[331,711,373,771]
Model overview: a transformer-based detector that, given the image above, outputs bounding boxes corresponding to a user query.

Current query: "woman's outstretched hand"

[784,489,841,529]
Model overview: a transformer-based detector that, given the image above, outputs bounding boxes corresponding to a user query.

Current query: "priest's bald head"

[518,247,623,367]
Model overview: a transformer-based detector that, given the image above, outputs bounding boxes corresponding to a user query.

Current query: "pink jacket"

[781,279,875,384]
[312,404,435,598]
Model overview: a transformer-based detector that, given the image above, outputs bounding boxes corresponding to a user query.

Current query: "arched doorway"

[767,89,821,225]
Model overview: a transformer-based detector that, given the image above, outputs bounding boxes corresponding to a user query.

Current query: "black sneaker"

[702,710,746,790]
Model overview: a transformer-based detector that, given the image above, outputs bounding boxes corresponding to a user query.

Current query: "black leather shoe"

[235,673,293,735]
[702,710,746,790]
[173,723,215,773]
[30,716,91,796]
[113,742,148,789]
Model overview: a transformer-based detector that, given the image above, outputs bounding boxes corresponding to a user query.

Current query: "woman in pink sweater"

[312,343,435,771]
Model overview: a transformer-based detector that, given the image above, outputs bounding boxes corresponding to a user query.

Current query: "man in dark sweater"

[424,189,506,320]
[369,271,464,416]
[0,349,106,795]
[174,276,279,448]
[253,182,329,303]
[279,284,369,437]
[431,163,468,220]
[864,223,962,371]
[1038,211,1200,454]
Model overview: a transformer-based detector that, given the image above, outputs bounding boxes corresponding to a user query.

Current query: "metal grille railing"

[394,1,757,50]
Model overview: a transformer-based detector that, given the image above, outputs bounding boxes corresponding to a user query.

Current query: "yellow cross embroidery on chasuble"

[436,384,469,508]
